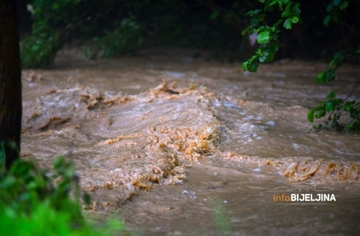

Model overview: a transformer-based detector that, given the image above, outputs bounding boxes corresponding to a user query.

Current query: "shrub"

[0,144,126,235]
[82,17,143,59]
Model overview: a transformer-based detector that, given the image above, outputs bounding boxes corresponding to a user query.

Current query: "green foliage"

[243,0,359,132]
[308,88,360,132]
[0,145,126,235]
[0,206,127,236]
[82,17,143,59]
[1,203,84,236]
[324,0,351,26]
[22,1,144,64]
[315,53,347,83]
[242,23,280,72]
[241,0,301,72]
[20,0,85,68]
[308,50,360,131]
[1,156,84,216]
[20,28,64,68]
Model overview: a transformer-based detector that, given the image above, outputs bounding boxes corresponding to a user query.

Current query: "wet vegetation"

[0,143,126,235]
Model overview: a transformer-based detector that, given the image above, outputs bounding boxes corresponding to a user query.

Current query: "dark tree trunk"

[0,0,22,170]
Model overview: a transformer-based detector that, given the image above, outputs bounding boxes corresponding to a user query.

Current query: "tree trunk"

[0,0,22,170]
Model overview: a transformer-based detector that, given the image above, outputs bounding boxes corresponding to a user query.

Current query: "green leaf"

[324,69,335,82]
[241,61,248,71]
[257,31,270,44]
[329,61,335,68]
[259,49,275,62]
[327,90,336,99]
[259,53,267,63]
[340,1,349,10]
[343,101,355,111]
[308,108,315,122]
[317,69,335,83]
[269,0,279,7]
[245,10,254,17]
[323,15,331,26]
[291,2,301,15]
[325,101,335,112]
[247,60,259,72]
[327,3,334,12]
[330,53,345,68]
[283,18,292,29]
[291,16,299,23]
[315,72,325,83]
[210,11,219,20]
[315,108,326,119]
[333,0,341,7]
[241,28,248,36]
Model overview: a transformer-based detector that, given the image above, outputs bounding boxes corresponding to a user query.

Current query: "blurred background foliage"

[16,0,359,131]
[17,0,359,67]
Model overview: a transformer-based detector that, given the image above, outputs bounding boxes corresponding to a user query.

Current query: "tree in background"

[19,0,360,131]
[0,0,22,170]
[20,0,145,67]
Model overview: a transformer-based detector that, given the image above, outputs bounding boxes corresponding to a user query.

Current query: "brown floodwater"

[21,47,360,235]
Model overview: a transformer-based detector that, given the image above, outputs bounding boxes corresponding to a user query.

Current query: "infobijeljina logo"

[272,181,336,205]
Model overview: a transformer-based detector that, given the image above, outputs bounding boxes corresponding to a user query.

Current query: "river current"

[21,48,360,235]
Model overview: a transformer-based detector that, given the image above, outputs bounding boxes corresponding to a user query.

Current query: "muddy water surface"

[22,48,360,235]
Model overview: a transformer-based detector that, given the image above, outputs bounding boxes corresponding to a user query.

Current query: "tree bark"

[0,0,22,170]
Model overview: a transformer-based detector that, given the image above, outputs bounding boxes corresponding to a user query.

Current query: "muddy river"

[21,48,359,235]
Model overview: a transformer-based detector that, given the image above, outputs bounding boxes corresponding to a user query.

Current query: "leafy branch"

[242,0,360,132]
[307,47,360,131]
[241,0,301,72]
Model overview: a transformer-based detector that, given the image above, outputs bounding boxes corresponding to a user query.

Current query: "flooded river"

[21,48,360,235]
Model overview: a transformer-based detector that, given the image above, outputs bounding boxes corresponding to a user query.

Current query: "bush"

[82,17,143,59]
[0,144,126,235]
[20,0,84,68]
[20,28,64,68]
